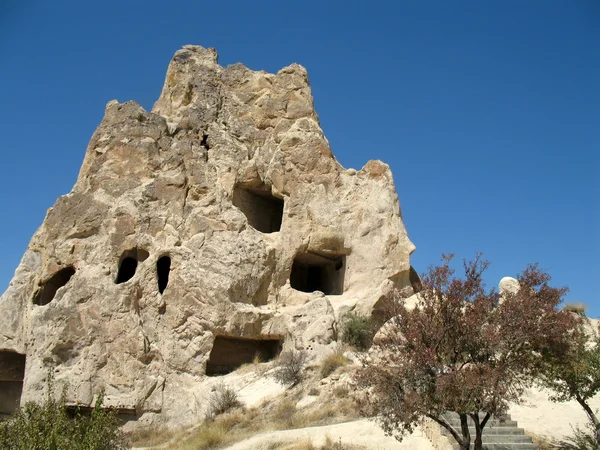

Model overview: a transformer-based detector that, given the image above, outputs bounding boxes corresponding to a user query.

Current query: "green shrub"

[340,313,374,351]
[0,375,127,450]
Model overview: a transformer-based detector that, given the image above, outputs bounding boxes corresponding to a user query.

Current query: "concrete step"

[451,444,539,450]
[441,427,527,436]
[441,412,538,450]
[478,436,533,443]
[443,420,519,428]
[443,412,511,420]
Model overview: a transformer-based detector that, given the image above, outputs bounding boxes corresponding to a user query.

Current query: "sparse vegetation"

[160,383,360,449]
[308,387,320,396]
[320,348,349,378]
[284,436,368,450]
[187,423,227,449]
[273,399,297,428]
[555,423,600,449]
[340,312,374,351]
[252,352,263,365]
[332,385,349,398]
[0,374,126,450]
[205,382,241,420]
[126,424,177,448]
[563,303,589,314]
[274,349,308,386]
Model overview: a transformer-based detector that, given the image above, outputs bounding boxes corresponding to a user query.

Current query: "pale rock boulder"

[499,276,520,304]
[0,45,416,425]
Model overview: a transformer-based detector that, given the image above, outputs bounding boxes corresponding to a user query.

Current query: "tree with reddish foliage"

[356,254,576,450]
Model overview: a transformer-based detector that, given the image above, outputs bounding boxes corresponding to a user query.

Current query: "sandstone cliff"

[0,45,416,425]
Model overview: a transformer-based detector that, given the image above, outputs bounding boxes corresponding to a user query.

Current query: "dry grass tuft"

[283,436,368,450]
[273,399,297,429]
[332,385,349,398]
[178,423,226,450]
[283,439,317,450]
[563,302,588,314]
[529,432,557,450]
[127,424,178,447]
[320,350,349,378]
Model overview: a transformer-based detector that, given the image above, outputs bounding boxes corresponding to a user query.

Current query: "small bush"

[308,387,320,396]
[287,439,316,450]
[320,350,349,378]
[206,382,241,420]
[555,423,599,449]
[273,399,297,429]
[274,349,308,386]
[128,424,175,447]
[0,374,126,450]
[340,313,374,350]
[563,302,588,315]
[332,385,349,398]
[322,436,346,449]
[187,423,226,449]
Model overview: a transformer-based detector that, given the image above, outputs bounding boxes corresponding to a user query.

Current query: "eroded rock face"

[0,46,416,425]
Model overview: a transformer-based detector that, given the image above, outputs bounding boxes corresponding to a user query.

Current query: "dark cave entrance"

[0,351,25,417]
[205,336,283,376]
[157,256,171,294]
[115,248,149,284]
[232,184,283,233]
[33,266,76,306]
[290,252,346,295]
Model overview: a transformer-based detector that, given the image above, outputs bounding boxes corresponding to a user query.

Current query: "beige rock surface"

[511,387,600,441]
[0,45,416,426]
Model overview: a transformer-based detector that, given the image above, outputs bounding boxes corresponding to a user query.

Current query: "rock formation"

[0,45,416,425]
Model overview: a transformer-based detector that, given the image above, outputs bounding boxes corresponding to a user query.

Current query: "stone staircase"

[441,412,539,450]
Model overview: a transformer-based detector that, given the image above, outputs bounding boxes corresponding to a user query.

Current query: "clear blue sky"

[1,1,598,316]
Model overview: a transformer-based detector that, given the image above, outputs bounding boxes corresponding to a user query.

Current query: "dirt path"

[223,419,435,450]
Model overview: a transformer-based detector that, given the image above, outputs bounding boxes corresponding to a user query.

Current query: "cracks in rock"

[200,134,210,152]
[182,174,190,213]
[131,286,153,362]
[178,172,193,231]
[200,133,210,163]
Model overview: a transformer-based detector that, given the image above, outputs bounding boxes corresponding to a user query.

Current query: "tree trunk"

[471,413,484,450]
[576,395,600,446]
[459,413,471,450]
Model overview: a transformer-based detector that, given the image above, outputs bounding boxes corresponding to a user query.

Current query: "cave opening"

[33,266,76,306]
[232,184,283,234]
[290,252,345,295]
[205,336,283,376]
[0,351,25,417]
[157,256,171,294]
[115,248,149,284]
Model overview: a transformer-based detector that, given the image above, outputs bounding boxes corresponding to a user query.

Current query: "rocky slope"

[0,45,417,427]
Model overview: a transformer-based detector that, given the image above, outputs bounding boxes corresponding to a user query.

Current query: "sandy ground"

[510,387,600,441]
[223,419,435,450]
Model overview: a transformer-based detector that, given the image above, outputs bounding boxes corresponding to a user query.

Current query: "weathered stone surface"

[0,45,416,425]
